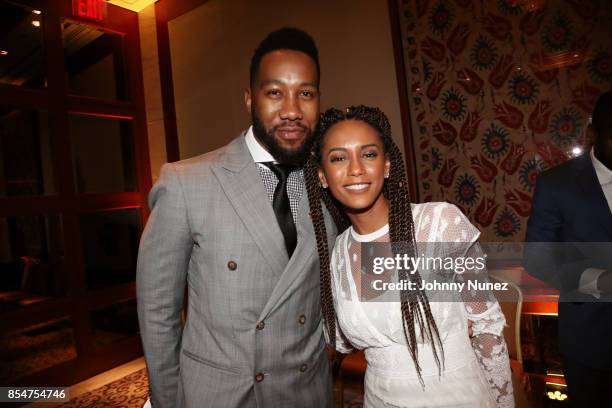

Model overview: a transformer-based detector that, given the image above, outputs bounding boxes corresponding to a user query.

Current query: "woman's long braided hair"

[304,105,444,382]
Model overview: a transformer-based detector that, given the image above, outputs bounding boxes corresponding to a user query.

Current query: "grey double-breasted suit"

[137,134,335,407]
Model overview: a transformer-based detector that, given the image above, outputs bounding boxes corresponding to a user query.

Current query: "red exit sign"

[72,0,106,22]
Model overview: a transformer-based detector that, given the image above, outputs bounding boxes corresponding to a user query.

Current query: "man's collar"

[591,146,612,183]
[245,126,276,163]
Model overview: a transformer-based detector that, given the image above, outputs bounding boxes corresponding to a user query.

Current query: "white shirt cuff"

[578,268,606,299]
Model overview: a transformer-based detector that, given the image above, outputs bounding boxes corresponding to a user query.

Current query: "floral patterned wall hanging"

[397,0,612,241]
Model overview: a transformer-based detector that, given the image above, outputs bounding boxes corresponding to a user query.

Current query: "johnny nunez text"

[371,279,508,292]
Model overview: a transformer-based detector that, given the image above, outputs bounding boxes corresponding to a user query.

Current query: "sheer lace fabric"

[329,202,513,407]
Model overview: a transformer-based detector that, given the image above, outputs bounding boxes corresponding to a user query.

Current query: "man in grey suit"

[137,28,335,408]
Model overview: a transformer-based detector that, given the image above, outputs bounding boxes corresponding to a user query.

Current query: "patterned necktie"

[263,162,297,257]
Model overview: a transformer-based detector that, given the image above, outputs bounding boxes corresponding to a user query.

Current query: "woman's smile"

[344,182,371,191]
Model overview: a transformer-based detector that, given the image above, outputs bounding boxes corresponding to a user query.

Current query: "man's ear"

[318,168,328,188]
[244,88,252,114]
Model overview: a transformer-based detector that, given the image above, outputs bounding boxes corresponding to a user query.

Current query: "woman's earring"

[321,182,328,188]
[384,172,389,179]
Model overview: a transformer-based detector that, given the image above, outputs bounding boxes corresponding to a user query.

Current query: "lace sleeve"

[463,243,514,408]
[440,205,514,408]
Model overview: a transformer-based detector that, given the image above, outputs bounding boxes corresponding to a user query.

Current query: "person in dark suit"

[524,91,612,407]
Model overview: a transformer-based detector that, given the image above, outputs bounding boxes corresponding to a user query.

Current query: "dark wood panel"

[79,335,143,377]
[154,1,180,162]
[387,0,419,202]
[123,12,153,213]
[0,195,66,215]
[0,84,49,109]
[0,193,140,215]
[85,282,135,311]
[1,297,72,332]
[67,96,135,119]
[61,211,95,360]
[0,0,150,388]
[77,192,141,212]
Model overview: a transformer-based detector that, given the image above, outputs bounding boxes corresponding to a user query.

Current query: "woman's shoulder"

[411,201,480,242]
[411,201,464,218]
[336,226,352,240]
[332,227,351,251]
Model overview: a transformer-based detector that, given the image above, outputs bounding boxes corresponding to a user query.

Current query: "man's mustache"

[272,122,309,132]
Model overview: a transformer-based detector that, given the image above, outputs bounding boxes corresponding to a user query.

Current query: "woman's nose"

[348,159,365,176]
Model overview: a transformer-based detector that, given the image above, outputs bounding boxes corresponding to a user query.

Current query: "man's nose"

[279,94,302,121]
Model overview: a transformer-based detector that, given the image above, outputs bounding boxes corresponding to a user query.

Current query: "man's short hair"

[592,90,612,136]
[249,27,320,86]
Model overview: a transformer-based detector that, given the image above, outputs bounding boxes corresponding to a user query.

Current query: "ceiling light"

[0,50,8,56]
[31,20,41,27]
[107,0,157,12]
[33,9,41,15]
[572,147,582,156]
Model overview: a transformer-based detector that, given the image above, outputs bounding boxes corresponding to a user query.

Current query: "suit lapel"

[259,184,315,320]
[212,136,288,278]
[577,155,612,239]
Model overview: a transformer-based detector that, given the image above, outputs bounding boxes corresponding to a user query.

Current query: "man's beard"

[251,108,314,165]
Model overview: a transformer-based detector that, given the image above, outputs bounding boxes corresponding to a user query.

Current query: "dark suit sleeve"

[524,174,564,290]
[137,163,193,408]
[524,174,602,297]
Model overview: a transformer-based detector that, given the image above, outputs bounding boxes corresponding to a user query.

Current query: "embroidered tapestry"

[397,0,612,240]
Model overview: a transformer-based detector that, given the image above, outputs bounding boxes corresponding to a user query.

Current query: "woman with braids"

[305,105,513,407]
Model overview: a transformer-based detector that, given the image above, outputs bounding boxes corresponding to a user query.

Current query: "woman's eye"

[363,151,378,158]
[329,155,346,163]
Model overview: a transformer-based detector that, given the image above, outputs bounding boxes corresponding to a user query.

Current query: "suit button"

[256,321,265,330]
[299,364,308,372]
[227,261,237,270]
[255,372,265,382]
[298,315,306,324]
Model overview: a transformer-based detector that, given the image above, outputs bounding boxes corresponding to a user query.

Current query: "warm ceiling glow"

[0,50,8,56]
[107,0,158,12]
[31,20,41,27]
[32,9,41,15]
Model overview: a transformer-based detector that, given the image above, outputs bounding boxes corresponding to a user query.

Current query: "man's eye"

[300,90,314,98]
[267,90,281,97]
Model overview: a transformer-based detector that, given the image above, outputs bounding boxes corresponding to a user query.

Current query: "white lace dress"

[329,202,513,408]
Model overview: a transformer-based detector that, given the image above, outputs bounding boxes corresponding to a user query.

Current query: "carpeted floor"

[60,369,149,408]
[59,368,364,407]
[0,318,77,383]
